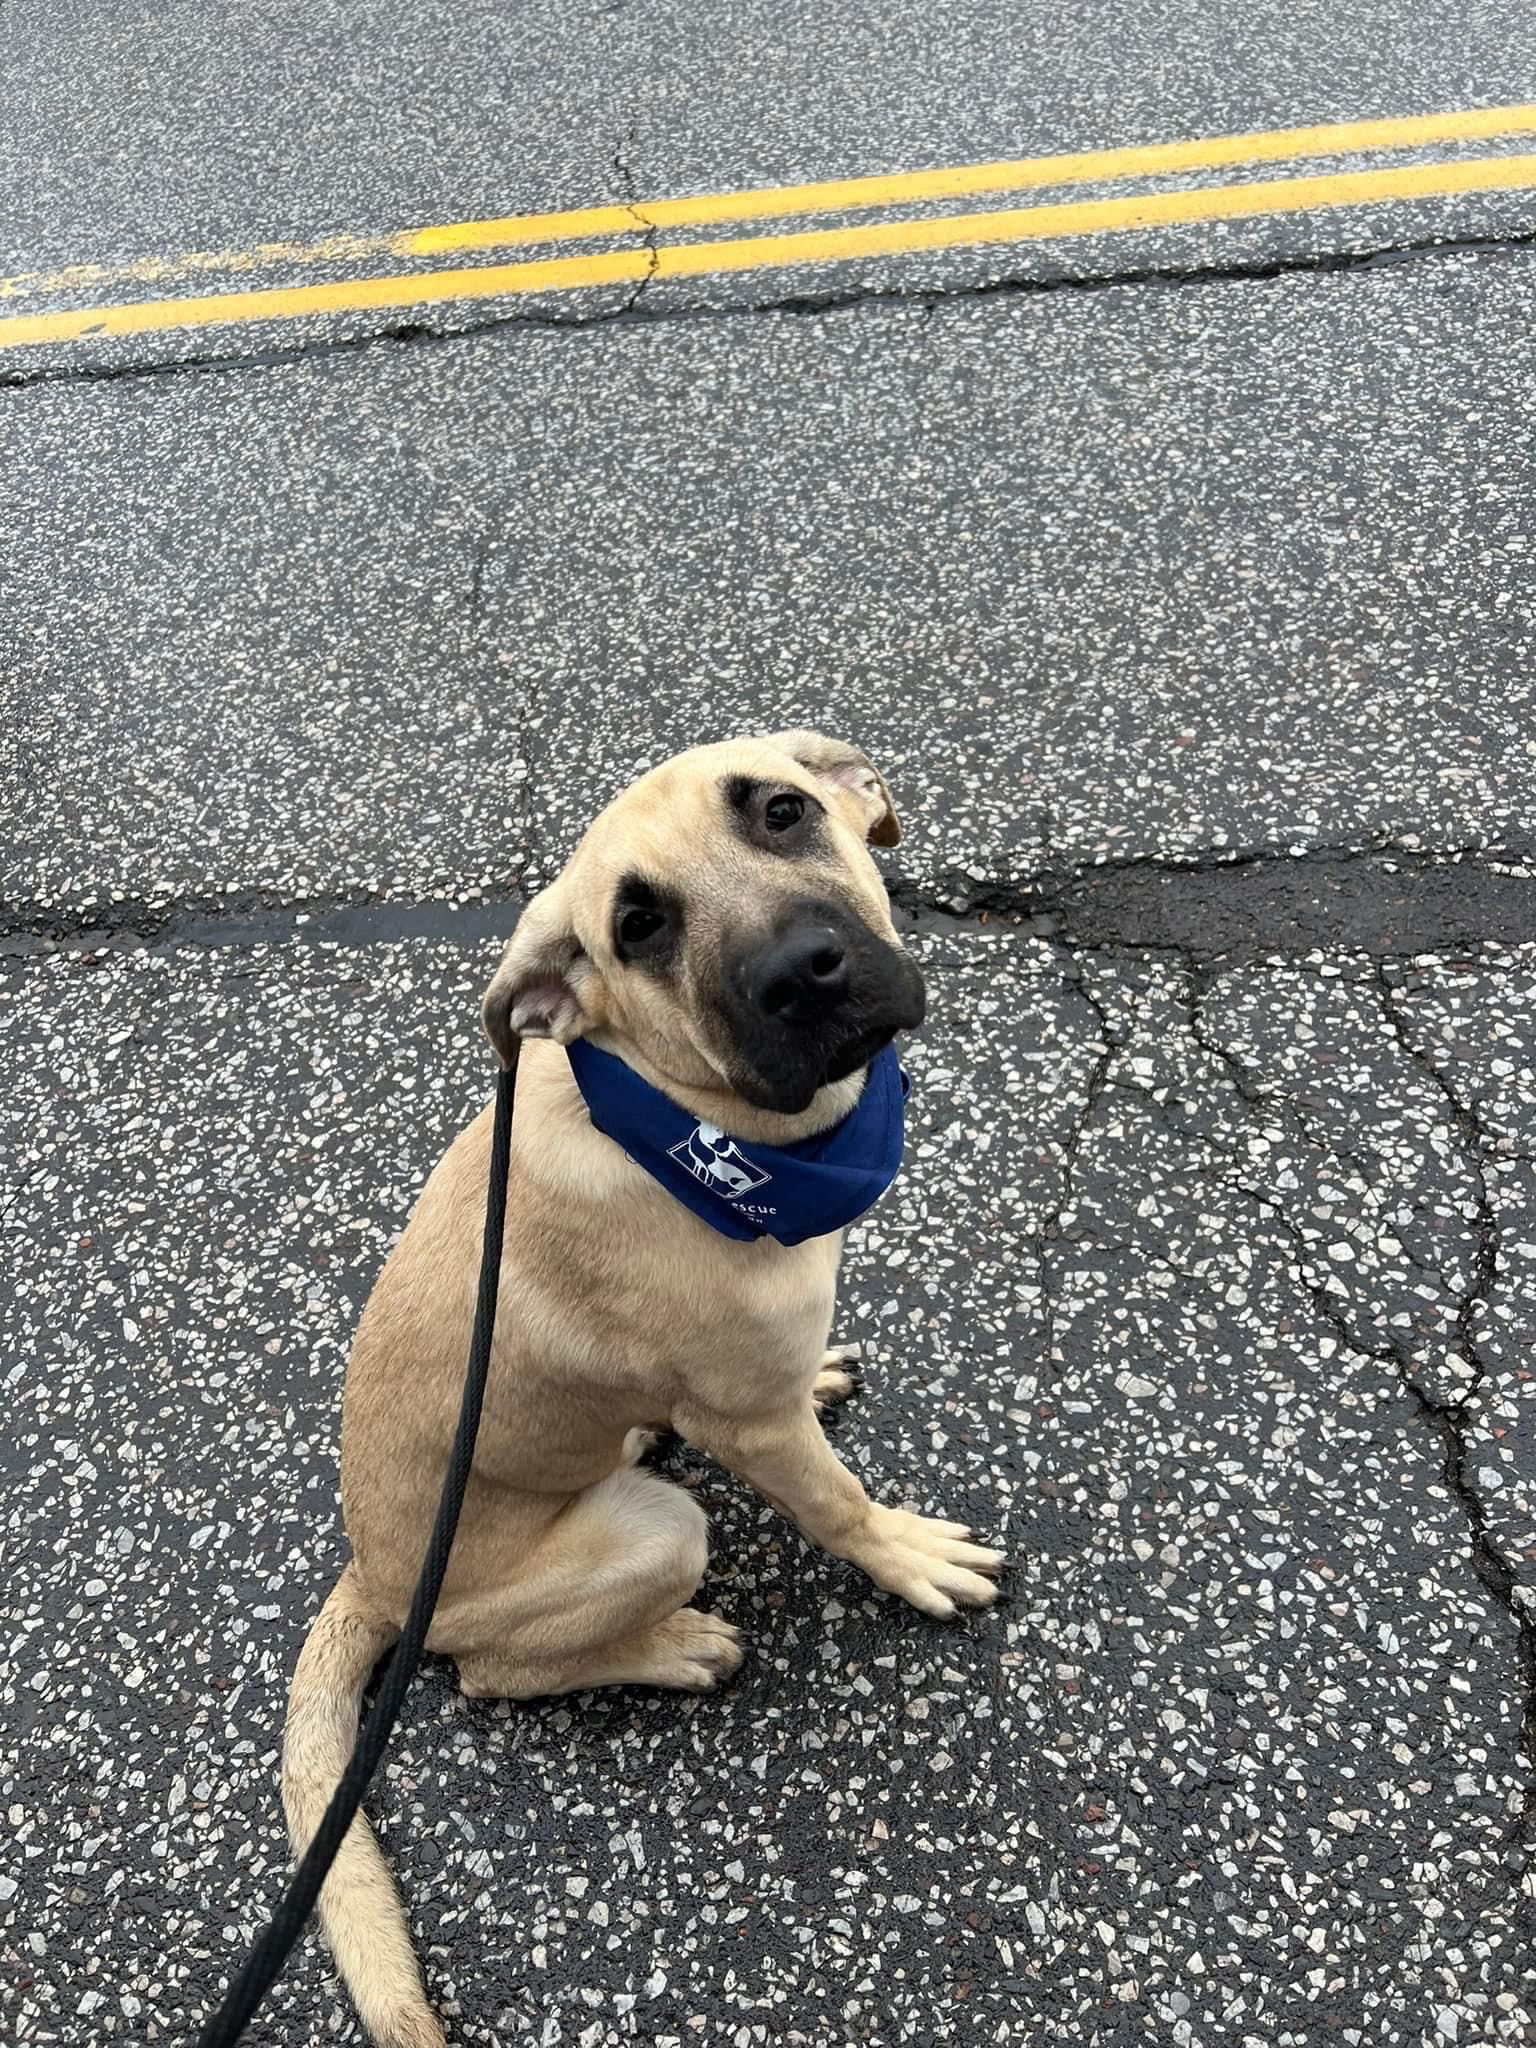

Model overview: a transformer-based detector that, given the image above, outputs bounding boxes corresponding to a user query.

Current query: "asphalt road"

[3,6,1535,2046]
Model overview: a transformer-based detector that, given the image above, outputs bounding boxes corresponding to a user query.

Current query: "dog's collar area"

[565,1039,909,1247]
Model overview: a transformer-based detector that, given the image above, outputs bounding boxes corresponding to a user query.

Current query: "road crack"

[465,532,490,644]
[1032,953,1122,1380]
[0,889,529,961]
[610,131,661,314]
[4,223,1533,394]
[10,844,1536,957]
[1375,965,1503,1390]
[889,843,1536,962]
[1013,931,1536,1840]
[1181,958,1536,1840]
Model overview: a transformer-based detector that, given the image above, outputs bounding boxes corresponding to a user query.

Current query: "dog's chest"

[524,1078,847,1386]
[673,1228,840,1366]
[634,1212,843,1402]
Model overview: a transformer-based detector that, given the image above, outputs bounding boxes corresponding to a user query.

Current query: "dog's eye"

[618,906,666,946]
[764,792,806,832]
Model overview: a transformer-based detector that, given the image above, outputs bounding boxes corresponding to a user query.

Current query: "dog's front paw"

[860,1506,1004,1619]
[813,1342,864,1416]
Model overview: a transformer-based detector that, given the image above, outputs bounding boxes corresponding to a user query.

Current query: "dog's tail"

[282,1564,445,2048]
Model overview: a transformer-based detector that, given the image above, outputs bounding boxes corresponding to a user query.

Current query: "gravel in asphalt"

[3,924,1533,2043]
[6,251,1536,930]
[5,0,1535,278]
[4,19,1536,2040]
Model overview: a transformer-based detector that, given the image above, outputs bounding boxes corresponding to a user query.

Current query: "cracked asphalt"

[4,7,1536,2045]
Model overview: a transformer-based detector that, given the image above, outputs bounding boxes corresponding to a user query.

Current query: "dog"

[281,732,1004,2047]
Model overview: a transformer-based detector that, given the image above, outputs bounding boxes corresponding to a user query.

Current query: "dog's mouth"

[734,1004,921,1116]
[718,905,926,1116]
[818,1019,900,1088]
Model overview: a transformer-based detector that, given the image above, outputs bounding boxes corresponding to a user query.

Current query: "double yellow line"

[3,101,1535,352]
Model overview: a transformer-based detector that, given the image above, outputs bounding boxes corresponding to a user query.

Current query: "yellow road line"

[415,101,1536,255]
[4,152,1535,352]
[0,230,427,302]
[4,99,1535,302]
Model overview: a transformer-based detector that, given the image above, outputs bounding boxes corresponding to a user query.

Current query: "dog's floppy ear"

[482,882,590,1068]
[766,729,902,847]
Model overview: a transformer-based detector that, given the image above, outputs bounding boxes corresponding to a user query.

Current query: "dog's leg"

[514,1606,745,1695]
[443,1465,743,1698]
[681,1400,1003,1619]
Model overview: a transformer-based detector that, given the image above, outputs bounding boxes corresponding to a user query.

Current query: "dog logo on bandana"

[668,1121,773,1202]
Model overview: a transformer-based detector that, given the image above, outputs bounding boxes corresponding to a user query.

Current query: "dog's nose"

[751,926,850,1024]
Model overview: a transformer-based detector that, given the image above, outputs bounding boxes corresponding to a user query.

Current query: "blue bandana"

[565,1039,909,1247]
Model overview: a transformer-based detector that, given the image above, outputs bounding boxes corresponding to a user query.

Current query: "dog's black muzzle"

[720,899,926,1114]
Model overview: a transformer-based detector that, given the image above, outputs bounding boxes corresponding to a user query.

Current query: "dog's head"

[483,732,925,1121]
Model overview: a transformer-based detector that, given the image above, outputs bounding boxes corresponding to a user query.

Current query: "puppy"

[282,732,1003,2047]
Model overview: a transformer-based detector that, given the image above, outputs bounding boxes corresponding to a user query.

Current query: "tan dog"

[282,733,1004,2047]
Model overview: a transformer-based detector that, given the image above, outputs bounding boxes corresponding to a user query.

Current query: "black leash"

[196,1061,517,2047]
